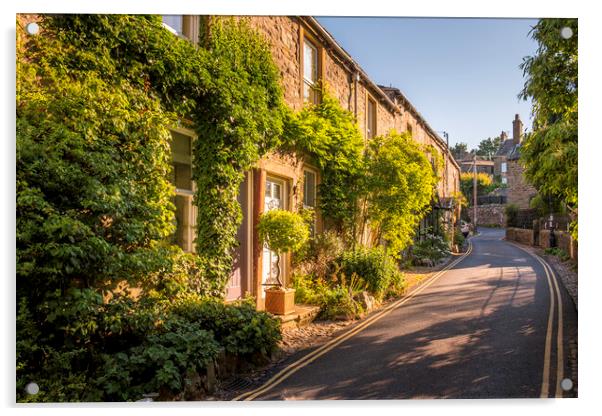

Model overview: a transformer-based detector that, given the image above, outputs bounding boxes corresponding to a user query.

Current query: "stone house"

[21,14,461,309]
[160,15,461,308]
[492,114,537,209]
[457,157,495,175]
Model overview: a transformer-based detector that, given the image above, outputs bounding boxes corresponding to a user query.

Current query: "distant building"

[493,114,537,208]
[457,157,495,175]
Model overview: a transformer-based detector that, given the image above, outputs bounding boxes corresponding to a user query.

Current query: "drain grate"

[221,377,254,392]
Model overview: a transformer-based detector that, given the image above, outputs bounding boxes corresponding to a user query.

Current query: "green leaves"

[519,18,578,238]
[258,210,310,254]
[17,15,287,402]
[459,171,497,201]
[363,131,438,256]
[192,18,287,291]
[285,91,365,235]
[339,246,404,300]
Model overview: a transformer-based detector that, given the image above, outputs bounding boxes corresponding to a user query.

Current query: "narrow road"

[236,228,577,400]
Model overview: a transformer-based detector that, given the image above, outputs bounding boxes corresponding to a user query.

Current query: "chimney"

[513,114,523,144]
[500,131,508,141]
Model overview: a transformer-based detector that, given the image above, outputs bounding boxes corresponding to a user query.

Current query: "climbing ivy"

[18,15,286,300]
[17,14,286,402]
[284,90,365,238]
[192,18,286,288]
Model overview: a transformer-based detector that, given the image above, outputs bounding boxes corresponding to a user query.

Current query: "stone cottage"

[493,114,537,209]
[158,15,462,308]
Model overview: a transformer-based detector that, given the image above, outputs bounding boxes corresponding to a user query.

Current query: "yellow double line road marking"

[508,242,564,398]
[233,240,474,401]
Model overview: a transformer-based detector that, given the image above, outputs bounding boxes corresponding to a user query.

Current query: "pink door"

[226,173,250,300]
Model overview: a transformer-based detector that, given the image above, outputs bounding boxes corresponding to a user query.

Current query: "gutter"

[301,17,400,115]
[301,16,461,173]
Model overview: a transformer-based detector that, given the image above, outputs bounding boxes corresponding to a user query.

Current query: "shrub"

[98,317,220,401]
[317,285,362,320]
[258,209,310,255]
[544,247,570,261]
[505,204,520,227]
[412,234,451,265]
[170,297,282,357]
[293,229,345,280]
[454,229,466,247]
[338,246,405,300]
[291,273,363,320]
[362,131,438,257]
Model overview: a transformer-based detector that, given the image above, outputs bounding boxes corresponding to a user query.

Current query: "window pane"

[304,82,319,105]
[170,131,193,191]
[272,183,281,200]
[173,195,192,251]
[304,171,316,207]
[304,40,317,82]
[162,15,183,35]
[303,82,311,102]
[172,162,192,190]
[171,131,191,164]
[367,99,376,139]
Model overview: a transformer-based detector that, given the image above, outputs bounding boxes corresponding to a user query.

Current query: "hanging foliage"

[192,17,286,288]
[17,14,287,402]
[284,90,365,238]
[18,15,286,298]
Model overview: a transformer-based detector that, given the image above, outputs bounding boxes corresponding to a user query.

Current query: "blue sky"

[316,17,539,150]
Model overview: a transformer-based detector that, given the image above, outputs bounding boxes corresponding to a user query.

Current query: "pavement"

[234,228,577,400]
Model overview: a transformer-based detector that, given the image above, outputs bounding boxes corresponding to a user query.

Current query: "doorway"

[261,176,287,298]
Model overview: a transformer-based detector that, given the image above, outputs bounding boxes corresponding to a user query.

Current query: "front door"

[226,172,250,300]
[261,177,286,298]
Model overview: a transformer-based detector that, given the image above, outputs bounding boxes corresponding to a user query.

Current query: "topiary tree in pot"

[257,209,310,314]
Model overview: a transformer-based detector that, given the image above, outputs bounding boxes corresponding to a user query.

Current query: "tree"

[362,131,438,257]
[475,136,502,159]
[519,18,577,239]
[459,172,497,203]
[450,142,469,160]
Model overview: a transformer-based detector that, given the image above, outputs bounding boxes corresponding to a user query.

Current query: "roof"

[300,17,400,114]
[507,145,523,161]
[300,17,460,172]
[495,139,518,157]
[458,159,494,166]
[378,85,461,171]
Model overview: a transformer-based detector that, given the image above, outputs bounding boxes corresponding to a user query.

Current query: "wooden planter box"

[265,288,295,315]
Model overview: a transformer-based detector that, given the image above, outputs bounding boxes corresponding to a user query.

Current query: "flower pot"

[265,287,295,315]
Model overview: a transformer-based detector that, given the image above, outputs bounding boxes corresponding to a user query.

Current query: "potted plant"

[257,209,310,315]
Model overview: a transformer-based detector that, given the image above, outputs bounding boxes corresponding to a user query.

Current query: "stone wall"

[467,204,506,227]
[506,227,535,246]
[247,16,460,200]
[506,159,537,209]
[540,230,578,261]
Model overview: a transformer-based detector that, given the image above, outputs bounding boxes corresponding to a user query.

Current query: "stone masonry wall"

[247,16,460,200]
[467,204,506,227]
[247,16,303,111]
[506,227,535,246]
[540,230,578,261]
[506,159,537,209]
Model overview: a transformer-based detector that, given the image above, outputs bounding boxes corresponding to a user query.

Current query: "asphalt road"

[240,228,577,400]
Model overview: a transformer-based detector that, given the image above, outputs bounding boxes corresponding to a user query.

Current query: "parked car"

[461,221,470,238]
